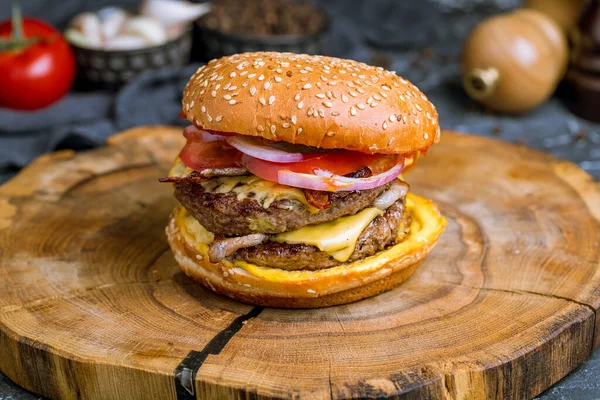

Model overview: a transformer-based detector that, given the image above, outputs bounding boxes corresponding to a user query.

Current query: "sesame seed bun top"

[182,52,440,155]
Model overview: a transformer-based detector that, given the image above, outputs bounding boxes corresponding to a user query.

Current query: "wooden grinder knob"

[462,9,568,113]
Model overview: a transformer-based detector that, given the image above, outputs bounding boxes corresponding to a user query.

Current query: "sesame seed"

[291,115,297,124]
[207,114,213,122]
[211,90,216,97]
[264,82,271,90]
[300,69,308,74]
[316,82,322,88]
[282,122,291,128]
[415,104,423,111]
[356,87,365,94]
[215,115,223,122]
[323,101,333,108]
[326,131,335,137]
[294,93,301,101]
[259,97,266,105]
[229,100,237,105]
[332,111,340,116]
[367,96,374,104]
[248,73,256,78]
[274,76,282,83]
[350,106,357,116]
[426,111,432,120]
[318,109,325,117]
[268,95,275,105]
[185,103,190,111]
[383,121,388,130]
[316,93,326,99]
[190,100,195,108]
[297,127,303,134]
[303,83,311,89]
[399,95,405,102]
[281,62,289,67]
[349,91,358,97]
[342,94,349,103]
[201,105,206,113]
[297,101,304,109]
[381,84,391,91]
[402,115,407,123]
[257,125,265,132]
[279,114,286,120]
[270,125,276,134]
[373,94,382,101]
[250,87,257,96]
[223,94,232,100]
[357,103,366,110]
[424,133,429,139]
[199,90,205,95]
[258,74,265,81]
[242,81,249,87]
[307,108,314,116]
[229,72,236,78]
[389,114,396,122]
[326,91,333,99]
[229,86,237,91]
[415,118,420,124]
[328,81,337,85]
[215,84,221,90]
[275,68,282,73]
[224,82,231,90]
[320,76,328,81]
[323,65,330,70]
[370,102,379,107]
[379,91,388,98]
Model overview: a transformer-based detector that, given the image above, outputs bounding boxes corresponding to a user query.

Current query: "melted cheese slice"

[271,207,383,262]
[168,158,318,213]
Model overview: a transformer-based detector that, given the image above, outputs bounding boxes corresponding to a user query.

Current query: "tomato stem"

[11,0,24,41]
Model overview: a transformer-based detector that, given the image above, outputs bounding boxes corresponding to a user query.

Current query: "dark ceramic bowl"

[70,26,193,89]
[194,7,330,61]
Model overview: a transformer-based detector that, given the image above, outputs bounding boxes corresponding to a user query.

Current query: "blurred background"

[0,1,599,399]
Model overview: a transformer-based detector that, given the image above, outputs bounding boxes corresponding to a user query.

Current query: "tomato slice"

[240,152,398,183]
[179,140,241,170]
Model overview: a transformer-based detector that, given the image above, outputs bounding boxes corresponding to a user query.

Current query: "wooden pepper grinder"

[566,0,600,122]
[462,9,568,113]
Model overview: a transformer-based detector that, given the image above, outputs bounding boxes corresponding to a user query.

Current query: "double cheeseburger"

[162,52,446,308]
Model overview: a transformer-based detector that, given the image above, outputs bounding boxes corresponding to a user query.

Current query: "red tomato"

[179,140,241,170]
[0,18,76,110]
[240,152,398,183]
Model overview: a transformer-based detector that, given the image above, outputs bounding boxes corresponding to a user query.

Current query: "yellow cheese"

[168,157,193,178]
[271,207,383,262]
[168,158,318,212]
[200,175,319,213]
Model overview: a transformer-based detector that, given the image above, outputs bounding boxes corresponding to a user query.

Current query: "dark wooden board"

[0,126,599,399]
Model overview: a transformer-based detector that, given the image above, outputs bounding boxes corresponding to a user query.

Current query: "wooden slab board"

[0,126,599,400]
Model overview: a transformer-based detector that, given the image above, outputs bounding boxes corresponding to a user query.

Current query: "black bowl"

[70,26,193,90]
[194,7,330,61]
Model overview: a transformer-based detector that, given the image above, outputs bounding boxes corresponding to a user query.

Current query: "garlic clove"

[140,0,212,26]
[105,34,151,51]
[64,28,92,48]
[70,12,103,48]
[122,17,167,45]
[97,7,128,41]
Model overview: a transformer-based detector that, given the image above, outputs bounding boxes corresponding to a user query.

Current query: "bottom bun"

[167,193,446,308]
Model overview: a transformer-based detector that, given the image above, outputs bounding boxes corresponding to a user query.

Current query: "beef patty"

[232,199,411,270]
[174,179,390,236]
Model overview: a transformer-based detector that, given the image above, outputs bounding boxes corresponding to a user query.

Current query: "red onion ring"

[225,135,304,163]
[277,160,404,192]
[183,125,226,142]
